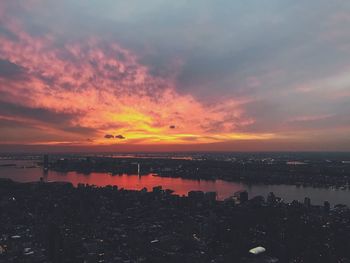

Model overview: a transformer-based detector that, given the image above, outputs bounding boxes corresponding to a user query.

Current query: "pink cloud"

[0,15,261,145]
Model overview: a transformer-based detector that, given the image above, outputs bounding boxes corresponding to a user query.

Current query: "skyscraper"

[43,154,49,171]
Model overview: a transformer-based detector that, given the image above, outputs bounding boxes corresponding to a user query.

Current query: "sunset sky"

[0,1,350,152]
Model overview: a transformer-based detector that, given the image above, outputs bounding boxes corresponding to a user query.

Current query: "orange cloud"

[0,16,275,146]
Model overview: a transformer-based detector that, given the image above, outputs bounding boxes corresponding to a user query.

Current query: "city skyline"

[1,1,350,152]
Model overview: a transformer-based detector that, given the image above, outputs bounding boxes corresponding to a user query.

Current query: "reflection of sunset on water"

[1,163,350,205]
[47,173,243,200]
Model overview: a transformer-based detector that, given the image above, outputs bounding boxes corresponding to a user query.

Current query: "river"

[0,160,349,206]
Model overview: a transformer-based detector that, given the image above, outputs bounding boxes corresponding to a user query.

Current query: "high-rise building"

[267,192,276,205]
[234,190,248,203]
[304,197,311,209]
[324,201,330,213]
[43,154,49,171]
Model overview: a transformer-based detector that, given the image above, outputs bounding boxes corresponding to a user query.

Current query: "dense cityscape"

[0,153,350,262]
[1,174,350,263]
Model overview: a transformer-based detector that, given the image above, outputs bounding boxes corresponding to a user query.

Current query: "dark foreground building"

[0,178,350,262]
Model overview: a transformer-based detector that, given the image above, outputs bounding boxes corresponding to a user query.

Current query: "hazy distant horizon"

[1,144,350,154]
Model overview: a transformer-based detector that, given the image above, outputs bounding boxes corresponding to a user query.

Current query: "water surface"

[1,160,349,206]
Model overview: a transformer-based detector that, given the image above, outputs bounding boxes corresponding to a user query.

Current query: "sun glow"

[0,11,278,147]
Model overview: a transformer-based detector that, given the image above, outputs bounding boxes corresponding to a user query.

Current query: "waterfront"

[1,160,350,206]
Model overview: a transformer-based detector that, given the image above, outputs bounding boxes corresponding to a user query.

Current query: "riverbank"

[48,155,350,189]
